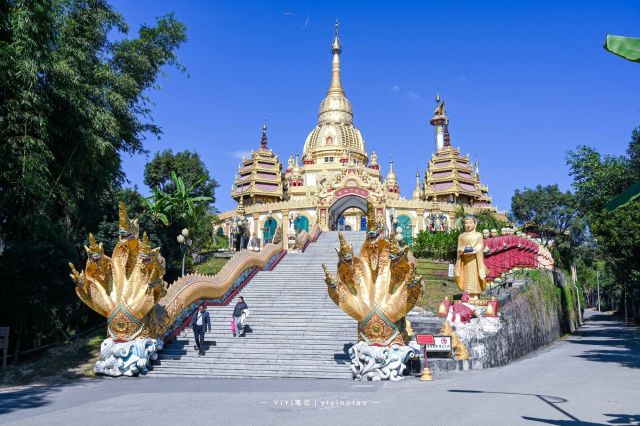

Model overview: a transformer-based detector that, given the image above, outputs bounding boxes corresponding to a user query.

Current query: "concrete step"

[147,370,353,379]
[150,231,367,379]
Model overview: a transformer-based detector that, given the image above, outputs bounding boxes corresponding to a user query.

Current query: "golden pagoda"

[232,124,284,206]
[423,101,492,207]
[220,22,504,249]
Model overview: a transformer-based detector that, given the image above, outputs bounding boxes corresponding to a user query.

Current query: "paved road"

[0,310,638,426]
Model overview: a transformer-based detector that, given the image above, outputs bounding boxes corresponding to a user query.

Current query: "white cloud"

[406,90,420,99]
[454,72,470,84]
[391,84,400,93]
[231,150,251,159]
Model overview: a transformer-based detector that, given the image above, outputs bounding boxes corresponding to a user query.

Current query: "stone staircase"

[149,231,366,379]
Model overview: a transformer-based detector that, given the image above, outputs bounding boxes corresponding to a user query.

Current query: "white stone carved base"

[94,337,164,377]
[349,341,416,381]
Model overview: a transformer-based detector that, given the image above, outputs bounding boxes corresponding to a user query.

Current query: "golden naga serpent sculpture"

[323,205,424,346]
[69,202,281,342]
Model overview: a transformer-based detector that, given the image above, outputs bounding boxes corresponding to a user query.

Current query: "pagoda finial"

[435,88,440,104]
[443,124,451,147]
[261,122,268,149]
[236,195,245,215]
[412,170,422,200]
[328,20,344,96]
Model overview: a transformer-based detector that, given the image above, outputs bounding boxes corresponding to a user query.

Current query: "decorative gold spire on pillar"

[236,194,245,216]
[412,170,422,200]
[328,20,344,96]
[386,160,397,184]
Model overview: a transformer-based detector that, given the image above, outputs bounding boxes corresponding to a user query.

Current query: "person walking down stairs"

[233,296,249,337]
[190,305,211,356]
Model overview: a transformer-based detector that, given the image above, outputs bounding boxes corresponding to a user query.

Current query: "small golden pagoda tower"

[385,160,400,197]
[232,124,284,206]
[424,100,492,207]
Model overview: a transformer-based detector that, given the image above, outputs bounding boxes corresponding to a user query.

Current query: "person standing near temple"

[232,296,249,337]
[190,304,211,356]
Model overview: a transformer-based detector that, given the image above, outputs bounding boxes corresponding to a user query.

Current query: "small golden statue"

[454,215,488,300]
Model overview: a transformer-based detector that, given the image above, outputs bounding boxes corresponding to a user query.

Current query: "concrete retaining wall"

[474,270,580,368]
[407,269,580,373]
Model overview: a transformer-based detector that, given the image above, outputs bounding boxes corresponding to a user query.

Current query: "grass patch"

[0,328,104,387]
[415,259,458,312]
[196,257,228,275]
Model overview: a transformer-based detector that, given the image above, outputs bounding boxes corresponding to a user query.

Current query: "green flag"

[604,34,640,62]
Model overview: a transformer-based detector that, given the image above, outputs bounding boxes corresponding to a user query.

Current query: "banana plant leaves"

[604,34,640,62]
[605,180,640,211]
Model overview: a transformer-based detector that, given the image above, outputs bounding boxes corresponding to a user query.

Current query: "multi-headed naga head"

[118,201,139,242]
[335,232,354,263]
[323,228,423,347]
[85,233,104,263]
[138,232,167,301]
[69,205,166,341]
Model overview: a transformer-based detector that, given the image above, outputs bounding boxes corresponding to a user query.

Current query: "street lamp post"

[388,209,404,244]
[177,228,192,277]
[596,271,601,312]
[230,215,248,251]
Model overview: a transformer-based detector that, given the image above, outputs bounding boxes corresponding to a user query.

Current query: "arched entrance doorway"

[328,195,368,231]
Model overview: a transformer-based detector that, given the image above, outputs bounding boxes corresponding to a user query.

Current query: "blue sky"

[112,0,640,213]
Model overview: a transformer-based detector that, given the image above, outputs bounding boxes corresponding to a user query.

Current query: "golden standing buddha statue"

[454,215,488,300]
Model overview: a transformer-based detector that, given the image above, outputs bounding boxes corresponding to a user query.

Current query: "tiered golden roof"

[423,102,492,207]
[232,124,284,205]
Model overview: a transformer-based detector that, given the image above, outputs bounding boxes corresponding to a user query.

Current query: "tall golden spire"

[328,20,344,96]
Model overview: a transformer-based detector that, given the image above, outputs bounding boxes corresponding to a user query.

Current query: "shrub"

[411,230,460,262]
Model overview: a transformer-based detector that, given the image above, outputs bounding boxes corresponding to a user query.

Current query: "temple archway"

[328,195,368,231]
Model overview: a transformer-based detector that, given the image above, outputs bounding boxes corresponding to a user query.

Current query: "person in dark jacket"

[190,304,211,356]
[232,296,248,337]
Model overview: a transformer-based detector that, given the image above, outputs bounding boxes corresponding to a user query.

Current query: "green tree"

[510,185,583,251]
[146,171,212,227]
[144,149,219,203]
[0,0,186,352]
[144,171,215,279]
[567,127,640,321]
[452,206,504,231]
[411,230,460,262]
